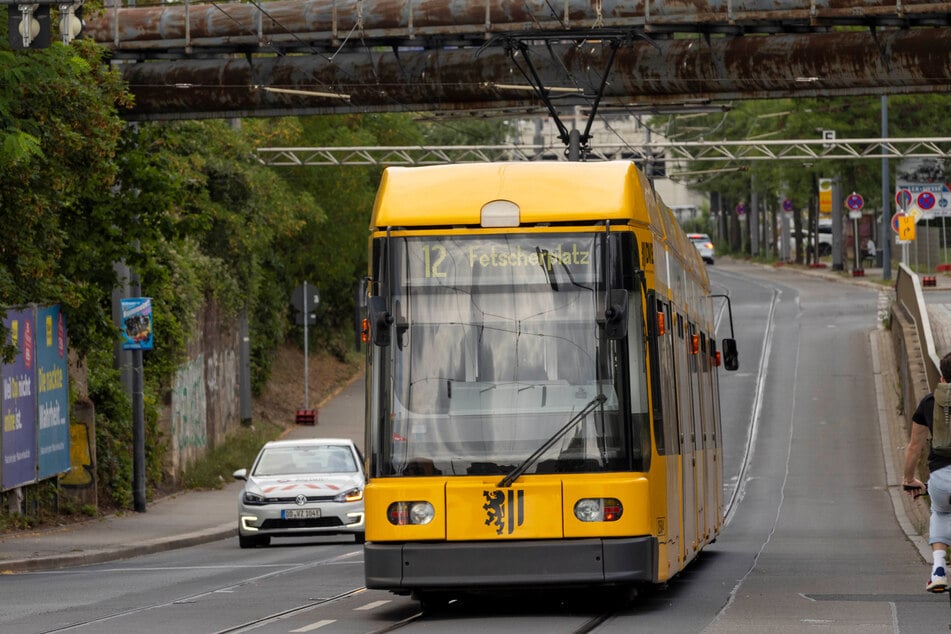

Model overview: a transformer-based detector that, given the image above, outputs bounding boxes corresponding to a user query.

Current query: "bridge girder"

[118,27,951,121]
[87,0,951,57]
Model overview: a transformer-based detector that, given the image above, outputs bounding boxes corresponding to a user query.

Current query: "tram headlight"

[574,498,623,522]
[387,501,435,525]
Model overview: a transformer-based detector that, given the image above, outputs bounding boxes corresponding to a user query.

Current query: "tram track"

[33,551,363,634]
[710,269,781,526]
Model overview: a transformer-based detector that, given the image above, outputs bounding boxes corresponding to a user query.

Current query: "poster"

[2,308,37,490]
[36,305,70,480]
[121,297,153,351]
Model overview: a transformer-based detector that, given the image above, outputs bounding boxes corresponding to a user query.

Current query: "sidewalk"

[0,262,947,574]
[0,374,365,574]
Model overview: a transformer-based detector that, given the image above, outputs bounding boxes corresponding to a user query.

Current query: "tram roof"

[370,161,657,229]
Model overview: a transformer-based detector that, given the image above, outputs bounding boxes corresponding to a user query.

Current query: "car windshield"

[252,445,356,476]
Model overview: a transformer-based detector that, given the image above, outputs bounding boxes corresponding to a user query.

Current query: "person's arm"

[903,421,930,495]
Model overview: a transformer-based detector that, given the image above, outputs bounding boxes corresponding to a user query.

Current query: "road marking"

[290,620,336,632]
[355,600,391,611]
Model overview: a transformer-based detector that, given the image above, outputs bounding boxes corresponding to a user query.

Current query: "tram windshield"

[372,233,646,477]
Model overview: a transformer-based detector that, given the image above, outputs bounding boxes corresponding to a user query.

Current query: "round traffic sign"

[891,211,904,235]
[782,198,794,212]
[845,192,864,211]
[896,189,913,209]
[918,191,937,211]
[735,202,748,216]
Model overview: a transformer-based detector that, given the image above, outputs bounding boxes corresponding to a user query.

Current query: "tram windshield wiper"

[497,393,607,488]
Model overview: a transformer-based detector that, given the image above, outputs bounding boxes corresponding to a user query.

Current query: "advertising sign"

[819,178,833,214]
[896,158,951,218]
[36,305,69,480]
[2,308,37,490]
[121,298,153,351]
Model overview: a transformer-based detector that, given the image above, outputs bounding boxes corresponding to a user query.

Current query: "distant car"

[233,438,366,547]
[778,225,832,257]
[687,233,715,264]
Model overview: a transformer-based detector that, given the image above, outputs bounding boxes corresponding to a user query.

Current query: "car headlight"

[335,487,364,503]
[242,491,267,505]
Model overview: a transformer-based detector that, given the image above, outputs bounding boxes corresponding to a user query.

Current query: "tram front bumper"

[364,537,657,590]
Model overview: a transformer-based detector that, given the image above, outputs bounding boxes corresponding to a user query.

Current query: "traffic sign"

[735,202,748,216]
[782,198,794,212]
[917,191,937,211]
[896,189,913,210]
[891,212,904,235]
[899,215,916,241]
[845,192,864,211]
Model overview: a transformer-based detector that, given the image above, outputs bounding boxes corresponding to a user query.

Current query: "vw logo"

[295,494,307,506]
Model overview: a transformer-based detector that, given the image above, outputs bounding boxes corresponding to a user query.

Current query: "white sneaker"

[927,567,948,593]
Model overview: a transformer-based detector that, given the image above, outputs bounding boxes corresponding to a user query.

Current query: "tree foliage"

[0,29,510,509]
[653,94,951,257]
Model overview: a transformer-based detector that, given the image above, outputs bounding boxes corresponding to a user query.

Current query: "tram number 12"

[422,245,447,278]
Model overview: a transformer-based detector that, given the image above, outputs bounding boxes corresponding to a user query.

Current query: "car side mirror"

[368,296,394,347]
[232,468,247,481]
[722,337,739,371]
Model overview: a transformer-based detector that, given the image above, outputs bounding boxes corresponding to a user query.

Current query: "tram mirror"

[604,289,629,340]
[394,300,408,350]
[368,296,394,347]
[722,338,739,371]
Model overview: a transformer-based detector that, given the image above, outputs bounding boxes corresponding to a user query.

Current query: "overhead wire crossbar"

[256,137,951,166]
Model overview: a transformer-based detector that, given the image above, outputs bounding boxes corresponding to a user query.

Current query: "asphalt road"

[1,261,948,633]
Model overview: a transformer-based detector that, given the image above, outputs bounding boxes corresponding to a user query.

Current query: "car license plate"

[283,508,320,520]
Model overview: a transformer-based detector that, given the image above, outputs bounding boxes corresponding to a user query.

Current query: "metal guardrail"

[891,264,939,429]
[895,262,941,387]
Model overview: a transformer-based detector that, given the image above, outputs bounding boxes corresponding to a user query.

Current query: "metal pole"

[239,308,251,425]
[303,280,309,410]
[750,174,760,257]
[853,216,861,271]
[882,95,892,280]
[131,264,146,513]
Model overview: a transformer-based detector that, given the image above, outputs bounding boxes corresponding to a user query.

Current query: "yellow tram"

[361,161,737,601]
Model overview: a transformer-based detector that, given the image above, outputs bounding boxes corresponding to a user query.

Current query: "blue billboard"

[2,308,37,490]
[36,305,70,480]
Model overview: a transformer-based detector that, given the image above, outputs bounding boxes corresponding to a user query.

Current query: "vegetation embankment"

[0,37,508,527]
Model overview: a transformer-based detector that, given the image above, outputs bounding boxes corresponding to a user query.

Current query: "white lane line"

[290,619,336,632]
[354,600,391,611]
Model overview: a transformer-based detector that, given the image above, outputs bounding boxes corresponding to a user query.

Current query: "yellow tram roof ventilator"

[369,161,651,229]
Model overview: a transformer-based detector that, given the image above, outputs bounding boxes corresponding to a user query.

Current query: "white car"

[687,233,715,264]
[233,438,366,547]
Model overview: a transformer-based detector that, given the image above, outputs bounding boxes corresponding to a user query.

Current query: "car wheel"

[354,532,366,545]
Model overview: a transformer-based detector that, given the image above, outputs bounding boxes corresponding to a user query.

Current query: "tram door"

[688,323,707,544]
[698,333,717,538]
[674,313,698,559]
[657,301,682,576]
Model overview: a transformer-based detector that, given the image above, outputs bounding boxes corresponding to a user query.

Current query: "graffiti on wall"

[171,355,207,473]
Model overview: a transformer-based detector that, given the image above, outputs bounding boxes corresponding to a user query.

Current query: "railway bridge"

[62,0,951,120]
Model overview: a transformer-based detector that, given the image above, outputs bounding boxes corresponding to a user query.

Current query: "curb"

[0,524,236,574]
